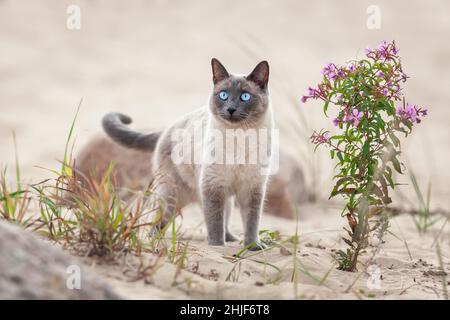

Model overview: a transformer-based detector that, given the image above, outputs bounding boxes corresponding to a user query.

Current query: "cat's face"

[209,59,270,126]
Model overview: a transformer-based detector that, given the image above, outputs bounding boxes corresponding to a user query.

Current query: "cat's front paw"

[245,240,268,251]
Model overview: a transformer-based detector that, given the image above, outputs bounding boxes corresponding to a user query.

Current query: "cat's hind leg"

[148,181,178,237]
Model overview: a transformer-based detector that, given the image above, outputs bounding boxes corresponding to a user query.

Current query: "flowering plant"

[303,41,427,271]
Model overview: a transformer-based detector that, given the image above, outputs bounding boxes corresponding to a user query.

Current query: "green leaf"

[362,140,370,157]
[383,168,395,189]
[389,133,400,147]
[335,177,354,189]
[323,101,330,117]
[391,157,402,174]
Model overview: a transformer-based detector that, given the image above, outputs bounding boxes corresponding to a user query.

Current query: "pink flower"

[310,131,331,145]
[321,63,335,76]
[301,86,322,103]
[346,63,356,72]
[321,63,344,80]
[333,118,341,126]
[308,87,319,96]
[365,40,400,61]
[396,104,427,123]
[322,63,336,80]
[344,109,363,127]
[378,41,388,51]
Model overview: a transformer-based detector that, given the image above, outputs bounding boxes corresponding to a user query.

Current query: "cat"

[102,59,273,250]
[73,133,311,220]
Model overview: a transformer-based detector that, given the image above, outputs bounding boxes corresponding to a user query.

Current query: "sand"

[80,203,449,300]
[0,0,449,299]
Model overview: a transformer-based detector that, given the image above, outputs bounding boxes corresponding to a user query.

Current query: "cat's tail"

[102,112,161,151]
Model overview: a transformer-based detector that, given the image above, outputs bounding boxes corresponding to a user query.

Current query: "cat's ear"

[211,58,230,84]
[246,61,269,90]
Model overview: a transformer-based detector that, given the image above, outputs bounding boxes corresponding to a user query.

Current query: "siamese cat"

[102,59,273,250]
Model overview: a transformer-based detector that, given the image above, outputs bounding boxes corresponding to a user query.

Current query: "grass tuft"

[0,133,33,229]
[410,171,440,232]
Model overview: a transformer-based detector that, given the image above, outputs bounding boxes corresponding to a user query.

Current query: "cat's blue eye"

[219,91,228,101]
[240,92,251,102]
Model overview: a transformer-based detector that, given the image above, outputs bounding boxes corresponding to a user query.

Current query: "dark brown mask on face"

[209,58,270,126]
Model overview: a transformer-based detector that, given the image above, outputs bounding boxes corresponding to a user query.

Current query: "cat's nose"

[227,107,236,116]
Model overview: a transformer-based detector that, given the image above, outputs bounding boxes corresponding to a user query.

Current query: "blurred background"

[0,0,449,210]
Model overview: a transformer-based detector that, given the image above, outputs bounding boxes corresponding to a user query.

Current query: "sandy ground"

[0,0,449,299]
[84,204,449,300]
